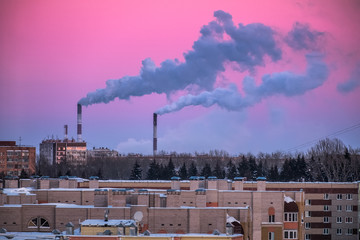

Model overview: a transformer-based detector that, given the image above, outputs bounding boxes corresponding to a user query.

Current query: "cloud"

[285,22,324,51]
[156,53,329,114]
[116,138,152,154]
[337,63,360,93]
[79,10,281,106]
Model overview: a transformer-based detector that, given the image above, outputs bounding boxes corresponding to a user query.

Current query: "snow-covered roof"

[284,195,295,203]
[100,180,171,183]
[81,219,135,227]
[226,214,240,224]
[2,188,35,196]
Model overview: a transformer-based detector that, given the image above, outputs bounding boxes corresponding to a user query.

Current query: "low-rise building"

[87,147,119,159]
[0,177,359,240]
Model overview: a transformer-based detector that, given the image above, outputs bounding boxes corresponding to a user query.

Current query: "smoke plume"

[156,54,329,115]
[285,22,324,51]
[337,63,360,93]
[78,10,281,106]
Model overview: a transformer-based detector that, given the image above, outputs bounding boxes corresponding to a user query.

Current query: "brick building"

[0,177,358,240]
[40,139,86,165]
[0,141,36,177]
[87,147,119,159]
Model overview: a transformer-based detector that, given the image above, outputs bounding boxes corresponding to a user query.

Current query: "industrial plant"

[0,103,359,240]
[39,104,87,166]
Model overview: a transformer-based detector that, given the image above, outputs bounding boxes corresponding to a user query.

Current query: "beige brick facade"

[0,178,359,240]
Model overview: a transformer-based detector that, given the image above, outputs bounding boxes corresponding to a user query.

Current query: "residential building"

[0,141,36,177]
[40,139,86,165]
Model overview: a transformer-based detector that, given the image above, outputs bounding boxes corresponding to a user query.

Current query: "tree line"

[35,138,360,182]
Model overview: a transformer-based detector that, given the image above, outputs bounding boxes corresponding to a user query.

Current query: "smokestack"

[153,113,157,156]
[64,125,68,141]
[77,104,82,142]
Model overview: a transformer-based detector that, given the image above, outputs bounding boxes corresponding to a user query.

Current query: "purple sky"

[1,0,359,155]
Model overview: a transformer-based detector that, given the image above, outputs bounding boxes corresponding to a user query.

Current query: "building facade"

[40,139,86,165]
[0,141,36,177]
[0,177,359,240]
[87,147,119,159]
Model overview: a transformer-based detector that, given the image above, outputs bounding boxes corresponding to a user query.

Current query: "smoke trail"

[337,63,360,93]
[156,84,246,115]
[156,54,329,115]
[78,10,281,106]
[285,22,324,51]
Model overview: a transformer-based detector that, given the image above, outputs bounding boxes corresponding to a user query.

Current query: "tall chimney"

[77,104,82,142]
[64,125,68,141]
[153,113,157,156]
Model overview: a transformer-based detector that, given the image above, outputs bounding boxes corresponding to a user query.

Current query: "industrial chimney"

[77,104,82,142]
[153,113,157,156]
[64,125,68,141]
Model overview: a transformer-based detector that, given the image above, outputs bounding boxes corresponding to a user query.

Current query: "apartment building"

[40,139,86,165]
[0,141,36,177]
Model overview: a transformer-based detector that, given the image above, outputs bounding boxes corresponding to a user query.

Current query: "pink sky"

[1,0,359,155]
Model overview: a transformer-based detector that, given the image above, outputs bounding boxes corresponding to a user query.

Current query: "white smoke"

[78,10,281,106]
[156,53,329,115]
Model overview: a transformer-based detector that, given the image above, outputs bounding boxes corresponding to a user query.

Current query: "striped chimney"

[77,104,82,142]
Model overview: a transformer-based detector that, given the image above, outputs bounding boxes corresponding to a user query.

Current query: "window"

[305,211,311,217]
[284,230,297,239]
[284,213,298,222]
[323,228,329,235]
[27,217,50,229]
[324,193,329,200]
[346,194,352,200]
[268,207,275,223]
[305,199,311,205]
[346,205,353,212]
[323,205,329,211]
[268,232,274,240]
[305,234,310,240]
[336,217,342,223]
[337,228,342,235]
[337,205,342,211]
[337,194,342,200]
[346,228,353,235]
[345,217,353,223]
[323,217,329,223]
[305,222,311,229]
